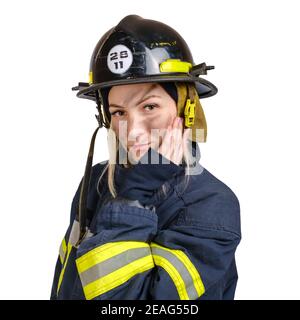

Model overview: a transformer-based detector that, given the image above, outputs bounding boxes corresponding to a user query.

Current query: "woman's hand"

[158,116,191,166]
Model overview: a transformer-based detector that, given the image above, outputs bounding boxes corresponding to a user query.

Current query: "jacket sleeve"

[75,198,158,300]
[148,191,241,300]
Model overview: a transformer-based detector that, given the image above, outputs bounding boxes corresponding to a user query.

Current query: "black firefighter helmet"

[72,14,217,128]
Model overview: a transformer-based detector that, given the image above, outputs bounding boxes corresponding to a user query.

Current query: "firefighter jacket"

[50,143,241,300]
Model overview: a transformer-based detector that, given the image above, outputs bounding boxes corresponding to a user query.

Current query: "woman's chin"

[128,145,150,163]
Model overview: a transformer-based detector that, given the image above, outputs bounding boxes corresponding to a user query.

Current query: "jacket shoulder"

[179,167,241,237]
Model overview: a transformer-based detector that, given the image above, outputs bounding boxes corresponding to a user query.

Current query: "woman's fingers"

[159,116,191,166]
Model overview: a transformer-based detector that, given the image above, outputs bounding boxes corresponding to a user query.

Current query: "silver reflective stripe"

[151,246,199,299]
[79,247,151,287]
[69,219,95,247]
[69,220,80,247]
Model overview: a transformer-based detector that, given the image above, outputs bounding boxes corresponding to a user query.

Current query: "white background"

[0,0,299,300]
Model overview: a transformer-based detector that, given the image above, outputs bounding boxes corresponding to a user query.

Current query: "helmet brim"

[74,74,217,101]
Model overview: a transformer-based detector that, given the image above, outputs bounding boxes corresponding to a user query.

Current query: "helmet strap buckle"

[184,98,195,127]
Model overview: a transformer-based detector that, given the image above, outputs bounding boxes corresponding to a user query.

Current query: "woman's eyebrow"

[137,94,161,105]
[109,86,160,109]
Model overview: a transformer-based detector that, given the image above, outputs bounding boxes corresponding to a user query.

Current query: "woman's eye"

[144,104,157,111]
[110,110,124,116]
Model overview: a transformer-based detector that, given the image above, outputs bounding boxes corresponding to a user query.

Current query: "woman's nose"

[127,114,148,141]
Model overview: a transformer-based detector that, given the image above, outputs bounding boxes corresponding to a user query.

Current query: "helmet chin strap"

[75,125,101,247]
[75,90,112,247]
[75,89,110,247]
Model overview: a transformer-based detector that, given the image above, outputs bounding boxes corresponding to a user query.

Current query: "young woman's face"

[108,82,177,161]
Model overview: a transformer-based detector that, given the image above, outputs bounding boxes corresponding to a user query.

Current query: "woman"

[50,15,241,300]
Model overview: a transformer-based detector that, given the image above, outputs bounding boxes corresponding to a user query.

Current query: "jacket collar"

[115,140,203,178]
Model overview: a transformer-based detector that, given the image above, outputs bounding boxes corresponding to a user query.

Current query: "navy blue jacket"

[50,143,241,300]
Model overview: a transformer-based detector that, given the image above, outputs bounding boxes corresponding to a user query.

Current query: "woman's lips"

[130,143,150,150]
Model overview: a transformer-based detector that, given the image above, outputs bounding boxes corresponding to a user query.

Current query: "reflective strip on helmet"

[59,238,67,264]
[150,242,205,300]
[89,71,93,84]
[76,241,154,300]
[160,59,192,73]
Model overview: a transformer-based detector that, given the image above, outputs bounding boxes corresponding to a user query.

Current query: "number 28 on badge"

[107,44,133,74]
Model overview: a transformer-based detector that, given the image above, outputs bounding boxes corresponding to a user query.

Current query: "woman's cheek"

[149,113,168,129]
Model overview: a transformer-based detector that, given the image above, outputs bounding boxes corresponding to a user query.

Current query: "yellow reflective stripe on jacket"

[57,242,72,294]
[150,242,205,299]
[59,238,67,264]
[76,241,154,300]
